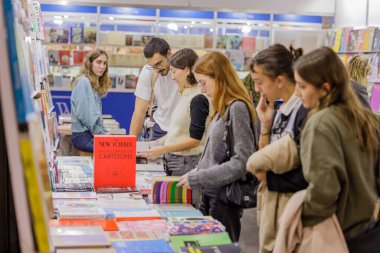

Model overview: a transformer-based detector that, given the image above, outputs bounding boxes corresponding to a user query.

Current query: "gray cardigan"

[187,101,256,188]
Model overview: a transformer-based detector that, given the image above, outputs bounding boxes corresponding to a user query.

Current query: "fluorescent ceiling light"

[167,23,178,31]
[242,25,251,34]
[53,19,63,25]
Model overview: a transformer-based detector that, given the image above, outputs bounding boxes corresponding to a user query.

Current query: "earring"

[179,86,185,95]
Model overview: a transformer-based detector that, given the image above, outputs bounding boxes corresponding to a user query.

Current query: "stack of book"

[57,114,127,136]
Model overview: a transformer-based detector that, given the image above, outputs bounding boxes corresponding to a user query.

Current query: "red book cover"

[59,50,70,65]
[93,135,136,189]
[241,37,256,50]
[49,219,119,231]
[73,50,84,65]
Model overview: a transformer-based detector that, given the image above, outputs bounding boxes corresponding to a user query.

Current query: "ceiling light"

[242,25,251,34]
[108,16,114,21]
[209,28,214,32]
[53,19,63,25]
[54,16,62,20]
[167,23,178,31]
[64,15,69,19]
[184,25,188,29]
[191,21,195,25]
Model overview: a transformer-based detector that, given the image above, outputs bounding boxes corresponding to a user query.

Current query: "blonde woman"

[347,55,371,108]
[70,49,111,152]
[178,52,258,242]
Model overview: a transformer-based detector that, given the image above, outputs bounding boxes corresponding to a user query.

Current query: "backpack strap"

[148,71,159,121]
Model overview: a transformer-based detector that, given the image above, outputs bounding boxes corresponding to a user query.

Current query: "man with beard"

[129,37,180,140]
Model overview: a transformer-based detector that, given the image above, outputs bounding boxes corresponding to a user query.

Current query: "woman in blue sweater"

[70,49,111,153]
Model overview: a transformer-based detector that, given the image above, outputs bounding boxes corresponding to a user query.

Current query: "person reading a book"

[129,37,180,140]
[70,49,111,153]
[177,51,258,242]
[140,48,210,177]
[293,47,380,251]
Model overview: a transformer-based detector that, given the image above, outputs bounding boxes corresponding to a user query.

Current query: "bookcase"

[325,26,380,113]
[0,0,56,252]
[41,6,275,91]
[325,26,380,83]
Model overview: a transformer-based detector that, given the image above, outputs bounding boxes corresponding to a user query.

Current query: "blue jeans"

[72,131,94,153]
[152,123,167,140]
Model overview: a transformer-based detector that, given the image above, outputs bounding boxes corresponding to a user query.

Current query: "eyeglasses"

[197,82,206,89]
[146,55,168,71]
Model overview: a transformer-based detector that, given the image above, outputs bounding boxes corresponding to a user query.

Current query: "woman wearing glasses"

[141,48,210,178]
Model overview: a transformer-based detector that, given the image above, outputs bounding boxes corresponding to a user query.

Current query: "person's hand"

[256,95,274,129]
[177,174,191,189]
[139,146,165,160]
[255,171,267,182]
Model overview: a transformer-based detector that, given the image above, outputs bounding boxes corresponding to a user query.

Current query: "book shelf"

[41,5,273,92]
[0,0,58,252]
[326,26,380,84]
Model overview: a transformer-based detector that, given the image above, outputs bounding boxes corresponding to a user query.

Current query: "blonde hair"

[71,49,111,96]
[347,55,371,85]
[194,51,258,129]
[295,47,380,151]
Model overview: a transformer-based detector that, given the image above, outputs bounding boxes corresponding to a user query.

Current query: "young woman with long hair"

[70,49,111,152]
[178,51,258,242]
[294,47,380,251]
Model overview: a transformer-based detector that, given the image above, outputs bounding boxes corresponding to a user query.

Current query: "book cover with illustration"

[71,27,84,44]
[59,50,70,65]
[48,50,59,65]
[84,27,97,43]
[216,35,227,49]
[227,35,242,50]
[112,240,174,253]
[169,220,225,235]
[73,51,84,65]
[46,28,69,43]
[241,37,256,50]
[180,243,243,253]
[170,232,231,252]
[93,135,137,190]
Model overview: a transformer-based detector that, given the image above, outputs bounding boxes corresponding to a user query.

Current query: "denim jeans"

[72,131,94,153]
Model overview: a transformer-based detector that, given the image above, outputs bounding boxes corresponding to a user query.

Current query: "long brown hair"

[294,47,380,151]
[72,49,111,96]
[194,51,258,129]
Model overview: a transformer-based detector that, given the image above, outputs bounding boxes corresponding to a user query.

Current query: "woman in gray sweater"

[178,51,258,242]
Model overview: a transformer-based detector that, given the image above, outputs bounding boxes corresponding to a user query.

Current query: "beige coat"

[247,134,300,253]
[273,190,349,253]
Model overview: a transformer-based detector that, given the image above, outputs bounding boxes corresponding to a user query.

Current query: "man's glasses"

[146,55,168,70]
